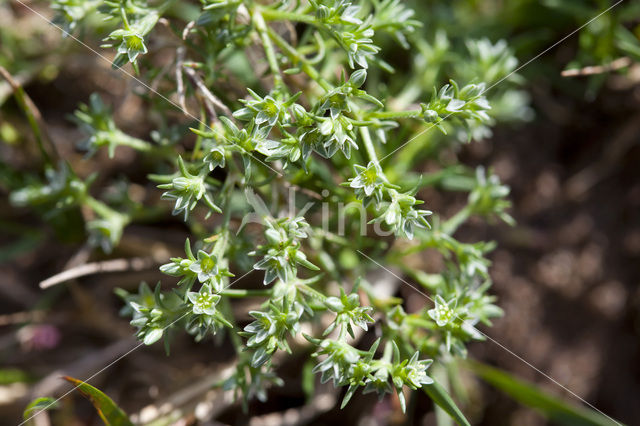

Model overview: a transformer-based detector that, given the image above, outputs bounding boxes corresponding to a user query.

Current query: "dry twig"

[561,57,632,77]
[40,257,159,289]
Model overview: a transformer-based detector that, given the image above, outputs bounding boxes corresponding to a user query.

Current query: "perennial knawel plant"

[13,0,534,421]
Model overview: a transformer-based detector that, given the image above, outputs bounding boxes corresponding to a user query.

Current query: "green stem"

[267,27,332,91]
[221,288,272,298]
[253,10,284,89]
[83,195,125,221]
[370,109,422,120]
[259,7,316,26]
[359,126,379,165]
[0,66,57,165]
[118,132,154,152]
[442,205,471,235]
[219,298,243,352]
[297,283,326,301]
[120,5,131,30]
[191,106,207,161]
[106,130,175,160]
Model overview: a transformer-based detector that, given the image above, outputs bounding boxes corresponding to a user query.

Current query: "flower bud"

[348,69,367,88]
[423,109,439,123]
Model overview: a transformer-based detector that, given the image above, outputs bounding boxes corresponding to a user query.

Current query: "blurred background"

[1,0,639,425]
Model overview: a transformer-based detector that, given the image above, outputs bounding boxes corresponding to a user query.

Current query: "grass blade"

[63,376,134,426]
[424,380,471,426]
[466,360,623,426]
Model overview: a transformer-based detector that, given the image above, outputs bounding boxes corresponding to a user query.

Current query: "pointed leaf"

[423,381,470,426]
[466,361,622,426]
[23,397,59,422]
[62,376,134,426]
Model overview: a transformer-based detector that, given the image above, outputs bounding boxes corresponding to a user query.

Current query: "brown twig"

[176,47,189,115]
[176,20,233,122]
[182,20,196,40]
[182,64,234,119]
[0,310,46,326]
[561,57,632,77]
[39,257,159,289]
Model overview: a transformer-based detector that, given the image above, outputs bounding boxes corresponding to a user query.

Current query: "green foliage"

[63,376,134,426]
[7,0,634,423]
[23,377,133,426]
[23,397,59,423]
[467,361,623,426]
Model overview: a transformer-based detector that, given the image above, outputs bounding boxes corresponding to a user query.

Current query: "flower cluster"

[250,217,319,285]
[9,163,87,209]
[324,287,374,338]
[308,336,434,412]
[185,283,232,341]
[241,299,304,367]
[421,80,491,134]
[117,282,185,346]
[72,93,153,158]
[309,0,379,69]
[468,166,515,225]
[25,0,531,421]
[157,156,221,220]
[160,239,233,291]
[100,0,161,65]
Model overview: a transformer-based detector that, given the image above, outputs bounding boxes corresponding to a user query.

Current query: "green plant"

[9,0,521,421]
[8,0,633,424]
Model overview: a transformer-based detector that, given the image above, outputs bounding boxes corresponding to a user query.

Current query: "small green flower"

[203,146,226,170]
[86,213,128,254]
[428,295,456,327]
[349,162,384,202]
[468,166,514,225]
[251,218,318,284]
[373,191,432,239]
[324,288,374,337]
[233,90,300,129]
[242,300,304,367]
[397,352,434,389]
[158,156,221,220]
[312,339,361,386]
[189,251,218,282]
[118,32,147,62]
[318,116,357,159]
[160,239,198,286]
[187,285,221,315]
[420,81,491,133]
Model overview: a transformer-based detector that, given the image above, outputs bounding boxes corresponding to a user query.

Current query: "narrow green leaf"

[431,363,454,426]
[423,381,471,426]
[302,359,316,402]
[62,376,134,426]
[23,397,59,422]
[466,361,623,426]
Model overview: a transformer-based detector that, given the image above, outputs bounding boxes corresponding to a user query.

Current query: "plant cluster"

[8,0,591,422]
